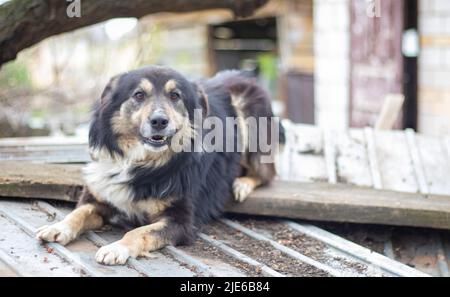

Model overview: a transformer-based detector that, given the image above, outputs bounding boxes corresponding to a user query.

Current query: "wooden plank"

[0,162,83,202]
[335,129,373,187]
[405,129,430,194]
[276,121,293,180]
[364,128,383,189]
[415,134,450,196]
[0,137,89,163]
[283,220,429,277]
[0,203,143,277]
[0,136,87,147]
[1,161,450,230]
[0,211,84,276]
[220,219,344,277]
[375,94,405,130]
[374,130,419,193]
[197,233,284,277]
[227,180,450,230]
[391,228,446,276]
[0,150,89,163]
[323,130,337,184]
[287,124,327,182]
[0,249,26,277]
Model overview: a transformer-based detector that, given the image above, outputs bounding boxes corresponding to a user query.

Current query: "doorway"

[209,17,278,101]
[349,0,418,129]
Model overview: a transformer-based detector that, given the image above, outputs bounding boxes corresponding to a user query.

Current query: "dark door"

[282,71,315,124]
[350,0,405,128]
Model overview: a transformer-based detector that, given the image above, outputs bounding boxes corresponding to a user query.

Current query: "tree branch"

[0,0,268,65]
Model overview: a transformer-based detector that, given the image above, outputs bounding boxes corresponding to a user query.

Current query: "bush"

[0,60,32,88]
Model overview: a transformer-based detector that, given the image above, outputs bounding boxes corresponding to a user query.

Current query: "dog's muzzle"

[140,112,175,148]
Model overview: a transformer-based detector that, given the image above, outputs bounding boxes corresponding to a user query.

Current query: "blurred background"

[0,0,449,139]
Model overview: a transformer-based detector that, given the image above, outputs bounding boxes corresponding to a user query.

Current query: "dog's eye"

[133,91,145,101]
[169,91,180,101]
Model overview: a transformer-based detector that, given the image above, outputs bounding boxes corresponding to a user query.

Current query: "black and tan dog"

[36,66,284,265]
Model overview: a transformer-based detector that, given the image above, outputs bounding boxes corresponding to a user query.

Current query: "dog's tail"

[215,70,286,148]
[211,71,284,185]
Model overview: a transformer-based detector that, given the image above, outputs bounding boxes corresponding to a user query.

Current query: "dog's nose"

[150,115,169,130]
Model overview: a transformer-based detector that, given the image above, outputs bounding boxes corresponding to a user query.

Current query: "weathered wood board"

[228,181,450,230]
[0,161,83,202]
[0,161,450,230]
[335,129,372,187]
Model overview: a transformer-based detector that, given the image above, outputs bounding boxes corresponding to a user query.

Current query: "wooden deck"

[0,198,429,277]
[0,121,449,230]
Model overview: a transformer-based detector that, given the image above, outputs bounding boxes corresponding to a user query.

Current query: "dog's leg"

[233,176,263,203]
[36,204,104,245]
[95,218,185,265]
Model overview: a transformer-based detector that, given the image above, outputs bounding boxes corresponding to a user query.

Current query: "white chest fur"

[83,160,142,218]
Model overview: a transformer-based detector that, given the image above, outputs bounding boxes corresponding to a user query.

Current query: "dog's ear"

[192,83,209,118]
[89,74,124,157]
[100,74,121,106]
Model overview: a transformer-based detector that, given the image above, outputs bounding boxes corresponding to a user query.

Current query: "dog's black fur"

[79,66,284,248]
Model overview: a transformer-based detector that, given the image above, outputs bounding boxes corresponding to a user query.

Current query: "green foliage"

[0,60,32,88]
[258,53,277,81]
[258,53,278,96]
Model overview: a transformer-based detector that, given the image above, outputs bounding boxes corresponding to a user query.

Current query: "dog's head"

[89,66,208,164]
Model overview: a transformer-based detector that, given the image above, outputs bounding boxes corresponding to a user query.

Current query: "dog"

[36,66,285,265]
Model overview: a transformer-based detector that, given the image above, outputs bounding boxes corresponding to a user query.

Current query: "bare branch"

[0,0,268,65]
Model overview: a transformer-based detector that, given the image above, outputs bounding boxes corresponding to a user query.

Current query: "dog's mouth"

[140,135,170,147]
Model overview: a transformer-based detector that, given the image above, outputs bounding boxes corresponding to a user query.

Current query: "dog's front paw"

[233,178,253,203]
[36,222,77,246]
[95,242,130,265]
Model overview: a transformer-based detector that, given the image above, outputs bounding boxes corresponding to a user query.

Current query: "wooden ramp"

[0,121,450,230]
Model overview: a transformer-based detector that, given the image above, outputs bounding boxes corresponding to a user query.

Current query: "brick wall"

[418,0,450,136]
[313,0,350,130]
[278,0,314,73]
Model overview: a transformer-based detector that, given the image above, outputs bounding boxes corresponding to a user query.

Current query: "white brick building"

[313,0,450,136]
[417,0,450,136]
[313,0,350,130]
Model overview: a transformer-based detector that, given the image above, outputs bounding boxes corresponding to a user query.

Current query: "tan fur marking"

[36,203,104,245]
[63,204,104,235]
[164,79,178,93]
[230,94,249,154]
[237,176,262,189]
[131,103,152,127]
[139,78,154,94]
[119,219,169,257]
[137,199,172,218]
[111,110,134,135]
[233,176,263,203]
